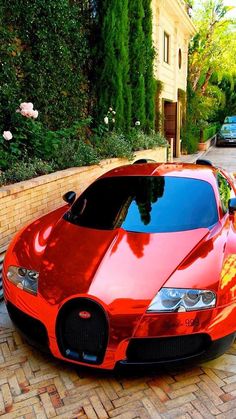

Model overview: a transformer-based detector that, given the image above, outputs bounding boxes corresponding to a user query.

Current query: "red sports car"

[3,161,236,369]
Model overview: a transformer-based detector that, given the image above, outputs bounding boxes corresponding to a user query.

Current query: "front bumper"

[6,298,236,370]
[119,333,235,366]
[216,136,236,145]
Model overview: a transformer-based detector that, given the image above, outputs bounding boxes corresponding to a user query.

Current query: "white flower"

[112,111,116,115]
[31,110,39,119]
[20,102,34,111]
[17,102,39,118]
[109,107,113,112]
[104,116,109,125]
[3,131,13,141]
[112,118,115,123]
[135,120,141,126]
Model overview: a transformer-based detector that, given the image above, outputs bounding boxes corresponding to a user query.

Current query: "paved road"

[1,147,236,418]
[204,145,236,174]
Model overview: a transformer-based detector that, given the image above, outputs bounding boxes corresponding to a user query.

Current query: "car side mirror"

[228,198,236,214]
[63,191,76,206]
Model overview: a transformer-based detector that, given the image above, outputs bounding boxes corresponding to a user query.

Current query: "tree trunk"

[201,69,213,95]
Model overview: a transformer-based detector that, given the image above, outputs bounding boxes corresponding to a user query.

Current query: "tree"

[94,0,155,132]
[182,0,236,152]
[129,0,146,126]
[95,0,131,130]
[212,72,236,121]
[189,0,236,94]
[142,0,155,131]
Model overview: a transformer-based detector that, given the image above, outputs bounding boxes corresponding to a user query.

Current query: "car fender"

[217,217,236,306]
[3,205,68,274]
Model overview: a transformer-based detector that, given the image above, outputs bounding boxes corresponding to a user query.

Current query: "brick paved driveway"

[1,146,236,418]
[1,300,236,419]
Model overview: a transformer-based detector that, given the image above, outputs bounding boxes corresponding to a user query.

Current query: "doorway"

[164,101,177,157]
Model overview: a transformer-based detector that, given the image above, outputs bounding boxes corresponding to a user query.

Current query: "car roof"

[224,115,236,122]
[101,162,218,186]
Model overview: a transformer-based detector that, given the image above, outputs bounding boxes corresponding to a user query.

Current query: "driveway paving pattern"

[0,318,236,419]
[1,145,236,418]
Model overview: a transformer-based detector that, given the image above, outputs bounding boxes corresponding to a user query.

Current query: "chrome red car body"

[3,162,236,369]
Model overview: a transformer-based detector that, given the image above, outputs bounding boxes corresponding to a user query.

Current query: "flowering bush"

[0,102,93,170]
[0,101,52,168]
[0,102,168,186]
[103,107,116,129]
[16,102,39,119]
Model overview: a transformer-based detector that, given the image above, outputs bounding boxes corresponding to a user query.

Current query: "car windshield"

[224,116,236,124]
[65,176,218,233]
[221,124,236,132]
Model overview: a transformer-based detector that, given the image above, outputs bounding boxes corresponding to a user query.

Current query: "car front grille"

[7,301,49,351]
[126,334,211,363]
[56,298,109,365]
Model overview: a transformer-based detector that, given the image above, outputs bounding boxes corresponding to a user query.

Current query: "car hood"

[38,219,209,305]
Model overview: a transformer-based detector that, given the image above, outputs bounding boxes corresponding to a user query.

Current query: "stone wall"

[0,147,167,252]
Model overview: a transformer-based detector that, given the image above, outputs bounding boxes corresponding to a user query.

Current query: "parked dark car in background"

[216,123,236,146]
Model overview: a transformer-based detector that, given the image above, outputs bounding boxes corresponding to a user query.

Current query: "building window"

[178,48,182,69]
[164,32,170,64]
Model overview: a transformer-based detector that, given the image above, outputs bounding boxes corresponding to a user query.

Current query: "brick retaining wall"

[0,147,167,251]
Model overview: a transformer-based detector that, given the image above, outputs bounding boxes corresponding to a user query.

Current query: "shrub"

[96,132,134,160]
[127,128,167,150]
[202,123,220,142]
[50,138,99,170]
[0,105,92,170]
[181,124,199,154]
[0,158,54,186]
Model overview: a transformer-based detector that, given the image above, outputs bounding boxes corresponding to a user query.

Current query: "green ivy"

[0,0,89,132]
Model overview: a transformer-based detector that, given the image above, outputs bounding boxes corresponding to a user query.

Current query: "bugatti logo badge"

[79,311,91,319]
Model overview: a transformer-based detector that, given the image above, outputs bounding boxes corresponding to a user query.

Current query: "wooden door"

[164,101,177,157]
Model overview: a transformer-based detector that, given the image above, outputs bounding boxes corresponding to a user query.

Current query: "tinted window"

[224,116,236,124]
[65,176,218,233]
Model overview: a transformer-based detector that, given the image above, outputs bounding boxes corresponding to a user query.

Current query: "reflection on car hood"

[38,219,209,305]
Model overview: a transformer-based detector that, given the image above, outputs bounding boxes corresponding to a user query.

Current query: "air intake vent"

[56,298,109,365]
[126,335,210,363]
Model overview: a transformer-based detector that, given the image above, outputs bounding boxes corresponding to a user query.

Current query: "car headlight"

[7,266,39,295]
[147,288,216,312]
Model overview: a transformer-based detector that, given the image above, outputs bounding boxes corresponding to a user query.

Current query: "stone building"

[152,0,196,157]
